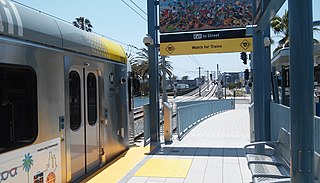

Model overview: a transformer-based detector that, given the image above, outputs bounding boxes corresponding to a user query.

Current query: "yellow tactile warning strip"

[134,158,192,178]
[85,146,149,183]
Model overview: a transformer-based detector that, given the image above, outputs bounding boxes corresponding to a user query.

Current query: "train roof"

[0,0,127,63]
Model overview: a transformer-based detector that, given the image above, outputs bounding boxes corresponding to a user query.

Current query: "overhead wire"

[172,64,187,72]
[120,0,147,22]
[188,55,202,67]
[128,0,147,15]
[191,55,202,66]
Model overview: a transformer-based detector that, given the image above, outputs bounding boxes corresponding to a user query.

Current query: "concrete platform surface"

[119,104,252,183]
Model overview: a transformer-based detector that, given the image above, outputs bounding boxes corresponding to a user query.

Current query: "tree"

[127,45,173,95]
[171,75,178,83]
[73,17,93,32]
[181,76,189,80]
[127,46,149,81]
[270,10,289,52]
[271,10,320,53]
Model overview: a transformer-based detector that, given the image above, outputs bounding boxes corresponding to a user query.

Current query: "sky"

[14,0,320,79]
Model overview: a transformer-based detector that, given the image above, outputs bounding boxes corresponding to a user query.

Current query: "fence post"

[143,104,150,146]
[163,102,172,144]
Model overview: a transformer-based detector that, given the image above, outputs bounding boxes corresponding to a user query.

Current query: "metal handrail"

[177,99,234,140]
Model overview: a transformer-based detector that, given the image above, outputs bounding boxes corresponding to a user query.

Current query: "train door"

[68,66,100,181]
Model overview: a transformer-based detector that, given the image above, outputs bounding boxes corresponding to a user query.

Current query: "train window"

[69,71,81,131]
[87,73,97,125]
[0,64,37,153]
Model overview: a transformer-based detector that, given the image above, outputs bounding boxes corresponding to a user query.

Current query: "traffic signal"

[240,52,247,64]
[244,69,249,80]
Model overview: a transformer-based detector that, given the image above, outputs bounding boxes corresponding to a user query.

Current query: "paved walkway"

[119,104,252,183]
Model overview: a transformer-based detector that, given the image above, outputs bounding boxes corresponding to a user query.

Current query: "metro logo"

[0,0,23,36]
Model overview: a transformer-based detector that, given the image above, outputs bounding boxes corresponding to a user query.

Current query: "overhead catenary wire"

[172,64,187,72]
[184,71,198,77]
[188,55,202,67]
[191,55,202,66]
[128,0,147,15]
[120,0,147,22]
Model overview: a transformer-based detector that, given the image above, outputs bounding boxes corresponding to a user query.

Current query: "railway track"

[131,82,218,142]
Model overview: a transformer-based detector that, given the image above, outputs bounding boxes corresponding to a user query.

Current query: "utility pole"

[206,70,209,90]
[217,64,219,81]
[198,67,203,96]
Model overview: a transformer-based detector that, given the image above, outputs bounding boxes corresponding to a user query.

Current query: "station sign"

[160,29,252,56]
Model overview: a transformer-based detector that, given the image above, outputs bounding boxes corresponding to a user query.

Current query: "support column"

[253,30,265,143]
[262,26,271,141]
[147,0,160,151]
[289,0,314,182]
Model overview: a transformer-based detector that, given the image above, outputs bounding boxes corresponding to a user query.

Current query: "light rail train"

[0,0,129,182]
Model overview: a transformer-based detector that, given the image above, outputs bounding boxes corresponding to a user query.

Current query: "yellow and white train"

[0,0,130,182]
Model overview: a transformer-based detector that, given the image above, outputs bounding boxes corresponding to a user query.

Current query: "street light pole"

[198,67,202,96]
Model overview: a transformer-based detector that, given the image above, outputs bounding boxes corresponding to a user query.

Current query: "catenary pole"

[147,0,160,151]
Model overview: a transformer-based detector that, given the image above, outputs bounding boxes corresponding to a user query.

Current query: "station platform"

[84,104,251,183]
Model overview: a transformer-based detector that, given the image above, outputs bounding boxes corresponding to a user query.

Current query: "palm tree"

[73,17,93,32]
[22,153,34,183]
[128,45,173,81]
[181,76,189,80]
[127,45,173,95]
[271,10,320,53]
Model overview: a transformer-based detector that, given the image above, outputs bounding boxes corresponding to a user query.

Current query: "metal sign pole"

[147,0,160,152]
[253,29,264,148]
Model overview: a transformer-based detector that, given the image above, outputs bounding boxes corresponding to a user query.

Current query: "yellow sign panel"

[160,37,252,56]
